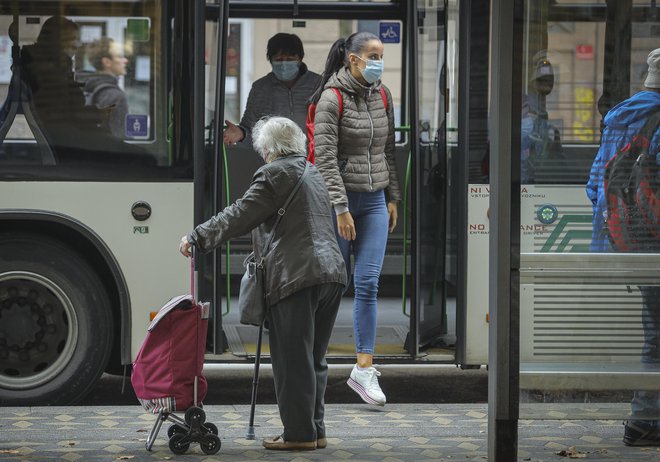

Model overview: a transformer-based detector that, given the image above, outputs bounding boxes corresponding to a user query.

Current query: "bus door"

[408,0,455,360]
[203,0,456,362]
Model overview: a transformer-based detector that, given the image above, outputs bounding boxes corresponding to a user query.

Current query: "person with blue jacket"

[586,48,660,447]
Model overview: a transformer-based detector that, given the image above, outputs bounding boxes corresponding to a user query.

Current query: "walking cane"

[246,322,264,440]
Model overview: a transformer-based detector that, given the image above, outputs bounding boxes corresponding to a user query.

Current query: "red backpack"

[604,111,660,252]
[306,86,388,163]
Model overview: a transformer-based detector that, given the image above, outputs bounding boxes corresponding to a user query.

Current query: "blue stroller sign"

[126,114,149,137]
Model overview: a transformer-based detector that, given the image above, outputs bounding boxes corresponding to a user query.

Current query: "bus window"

[0,2,181,181]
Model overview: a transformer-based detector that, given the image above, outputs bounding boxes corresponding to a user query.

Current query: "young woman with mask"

[223,33,321,148]
[309,31,401,406]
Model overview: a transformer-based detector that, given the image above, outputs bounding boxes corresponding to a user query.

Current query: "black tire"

[0,233,113,405]
[168,424,186,438]
[203,422,219,435]
[184,407,206,426]
[200,434,221,455]
[168,434,190,455]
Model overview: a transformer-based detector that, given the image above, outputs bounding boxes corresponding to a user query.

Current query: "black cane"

[246,322,264,440]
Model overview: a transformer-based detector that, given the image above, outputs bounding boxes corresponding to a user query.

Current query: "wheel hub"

[0,272,78,389]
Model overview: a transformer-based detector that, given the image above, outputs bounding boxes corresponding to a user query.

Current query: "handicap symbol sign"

[125,114,149,138]
[379,22,400,44]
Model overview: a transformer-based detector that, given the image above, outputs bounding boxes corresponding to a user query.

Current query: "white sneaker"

[347,364,386,406]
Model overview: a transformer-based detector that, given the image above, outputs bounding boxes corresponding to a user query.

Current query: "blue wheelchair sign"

[126,114,149,138]
[380,22,400,44]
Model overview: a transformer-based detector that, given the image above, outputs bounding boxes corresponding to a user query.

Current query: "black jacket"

[189,155,347,305]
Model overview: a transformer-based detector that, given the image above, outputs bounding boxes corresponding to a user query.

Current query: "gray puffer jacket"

[313,67,401,210]
[239,64,321,148]
[188,154,347,306]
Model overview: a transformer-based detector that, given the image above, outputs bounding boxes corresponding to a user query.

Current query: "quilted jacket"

[238,63,321,148]
[313,67,401,211]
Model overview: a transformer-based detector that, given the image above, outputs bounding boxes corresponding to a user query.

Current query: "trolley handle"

[190,246,197,301]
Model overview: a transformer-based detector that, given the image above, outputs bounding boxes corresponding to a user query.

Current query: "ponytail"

[308,38,346,105]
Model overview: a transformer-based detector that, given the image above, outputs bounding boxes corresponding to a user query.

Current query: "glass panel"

[415,0,452,351]
[519,0,660,427]
[0,1,183,180]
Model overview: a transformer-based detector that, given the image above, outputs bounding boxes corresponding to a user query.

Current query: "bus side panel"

[0,182,194,361]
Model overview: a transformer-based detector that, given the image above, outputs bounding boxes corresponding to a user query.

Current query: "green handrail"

[395,126,411,318]
[222,141,231,316]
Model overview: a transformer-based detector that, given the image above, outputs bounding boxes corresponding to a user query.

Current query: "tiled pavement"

[1,404,659,461]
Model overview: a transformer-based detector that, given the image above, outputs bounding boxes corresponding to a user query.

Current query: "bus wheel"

[0,234,112,405]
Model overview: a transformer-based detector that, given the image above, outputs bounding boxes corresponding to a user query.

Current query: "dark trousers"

[631,286,660,419]
[267,283,343,442]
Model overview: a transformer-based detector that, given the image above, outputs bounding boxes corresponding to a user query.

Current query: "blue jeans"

[335,190,389,355]
[631,286,660,420]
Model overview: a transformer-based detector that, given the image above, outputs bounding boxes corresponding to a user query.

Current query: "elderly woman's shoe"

[316,437,327,449]
[262,435,316,450]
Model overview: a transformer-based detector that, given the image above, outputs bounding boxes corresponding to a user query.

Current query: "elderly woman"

[179,116,346,450]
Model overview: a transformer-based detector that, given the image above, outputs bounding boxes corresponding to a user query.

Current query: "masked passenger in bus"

[586,48,660,447]
[523,55,564,183]
[309,31,401,407]
[83,37,129,139]
[223,33,321,148]
[180,116,346,450]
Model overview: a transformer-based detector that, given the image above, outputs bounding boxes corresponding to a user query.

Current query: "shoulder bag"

[239,162,309,326]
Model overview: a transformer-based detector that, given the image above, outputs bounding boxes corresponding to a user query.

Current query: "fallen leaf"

[136,429,147,432]
[116,457,135,460]
[0,450,19,454]
[556,446,587,459]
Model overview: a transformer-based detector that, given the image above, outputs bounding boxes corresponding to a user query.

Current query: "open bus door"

[407,0,453,359]
[203,0,459,363]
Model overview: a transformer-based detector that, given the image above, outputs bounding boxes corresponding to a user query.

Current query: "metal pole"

[246,323,264,440]
[488,0,522,460]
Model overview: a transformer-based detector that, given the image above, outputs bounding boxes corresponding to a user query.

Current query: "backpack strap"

[640,110,660,142]
[379,86,388,112]
[331,87,343,120]
[86,82,116,107]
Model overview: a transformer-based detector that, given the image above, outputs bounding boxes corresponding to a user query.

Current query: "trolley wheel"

[184,406,206,426]
[203,422,218,435]
[200,434,221,455]
[167,424,186,438]
[168,433,190,455]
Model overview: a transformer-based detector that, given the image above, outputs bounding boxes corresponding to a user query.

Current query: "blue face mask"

[271,60,300,81]
[356,55,384,84]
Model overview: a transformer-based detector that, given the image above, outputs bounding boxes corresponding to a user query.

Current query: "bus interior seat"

[0,42,56,166]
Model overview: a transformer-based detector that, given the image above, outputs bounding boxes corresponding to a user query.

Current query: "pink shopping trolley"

[131,256,220,455]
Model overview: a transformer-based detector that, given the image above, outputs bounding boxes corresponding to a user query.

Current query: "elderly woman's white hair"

[252,116,307,162]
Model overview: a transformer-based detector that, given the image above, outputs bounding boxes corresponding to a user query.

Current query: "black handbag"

[238,162,309,326]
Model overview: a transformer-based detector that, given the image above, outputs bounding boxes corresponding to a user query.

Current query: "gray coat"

[189,154,347,305]
[313,67,401,210]
[239,64,321,148]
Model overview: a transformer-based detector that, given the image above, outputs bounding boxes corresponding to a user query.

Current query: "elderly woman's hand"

[179,235,193,257]
[337,212,356,241]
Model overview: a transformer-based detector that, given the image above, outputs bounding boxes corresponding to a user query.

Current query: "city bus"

[1,0,658,406]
